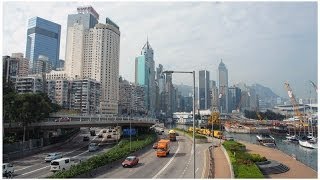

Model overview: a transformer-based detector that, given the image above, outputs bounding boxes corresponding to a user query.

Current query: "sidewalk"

[212,145,232,178]
[239,140,317,178]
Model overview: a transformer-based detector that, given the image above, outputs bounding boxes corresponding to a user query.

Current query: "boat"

[299,136,318,149]
[256,134,276,148]
[285,134,299,143]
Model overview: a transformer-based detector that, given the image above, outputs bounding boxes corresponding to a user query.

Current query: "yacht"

[285,134,299,143]
[299,136,318,149]
[256,134,276,148]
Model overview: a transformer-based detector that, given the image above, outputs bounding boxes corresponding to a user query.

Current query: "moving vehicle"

[83,136,90,141]
[98,133,103,138]
[214,130,223,139]
[122,156,139,168]
[156,139,170,157]
[168,130,177,141]
[50,158,74,172]
[153,143,158,149]
[107,135,112,139]
[45,153,63,162]
[88,143,99,152]
[3,163,14,178]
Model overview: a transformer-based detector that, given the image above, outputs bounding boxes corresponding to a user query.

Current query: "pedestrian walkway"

[239,140,317,178]
[213,145,232,178]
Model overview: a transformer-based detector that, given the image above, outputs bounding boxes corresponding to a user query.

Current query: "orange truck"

[168,130,176,141]
[156,139,170,157]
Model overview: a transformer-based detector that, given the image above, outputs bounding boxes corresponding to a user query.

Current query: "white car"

[45,153,63,162]
[3,163,14,177]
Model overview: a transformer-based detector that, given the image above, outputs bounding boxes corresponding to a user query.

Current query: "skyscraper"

[65,6,99,79]
[228,86,241,112]
[25,17,61,73]
[85,22,120,115]
[218,60,228,113]
[198,70,210,110]
[135,39,156,116]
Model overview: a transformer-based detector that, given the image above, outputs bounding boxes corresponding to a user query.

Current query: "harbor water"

[168,123,318,171]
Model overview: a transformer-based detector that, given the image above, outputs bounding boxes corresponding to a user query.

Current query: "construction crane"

[310,80,318,93]
[284,82,304,125]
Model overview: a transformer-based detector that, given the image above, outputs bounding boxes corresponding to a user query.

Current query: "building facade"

[135,40,156,116]
[65,6,99,79]
[46,79,70,108]
[3,54,29,84]
[15,75,44,93]
[34,55,52,74]
[198,70,210,110]
[218,60,228,113]
[228,86,241,113]
[69,79,101,114]
[25,17,61,72]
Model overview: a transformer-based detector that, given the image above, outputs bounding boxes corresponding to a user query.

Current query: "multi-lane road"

[12,127,117,178]
[95,130,211,178]
[11,127,212,179]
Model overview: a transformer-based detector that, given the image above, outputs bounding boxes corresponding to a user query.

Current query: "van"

[50,158,73,172]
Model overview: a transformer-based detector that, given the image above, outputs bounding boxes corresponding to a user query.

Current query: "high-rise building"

[228,86,241,113]
[3,54,30,84]
[218,60,228,113]
[46,79,70,109]
[198,70,210,110]
[210,80,219,109]
[34,55,52,74]
[65,6,120,115]
[65,6,99,79]
[25,17,61,72]
[135,40,155,116]
[69,79,101,114]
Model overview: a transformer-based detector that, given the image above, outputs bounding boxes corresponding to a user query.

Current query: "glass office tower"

[25,17,61,72]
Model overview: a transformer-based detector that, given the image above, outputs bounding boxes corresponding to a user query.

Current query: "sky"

[2,1,318,99]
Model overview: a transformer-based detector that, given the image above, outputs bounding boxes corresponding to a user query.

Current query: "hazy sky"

[2,1,318,99]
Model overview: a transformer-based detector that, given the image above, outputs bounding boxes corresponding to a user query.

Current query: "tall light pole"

[163,70,196,179]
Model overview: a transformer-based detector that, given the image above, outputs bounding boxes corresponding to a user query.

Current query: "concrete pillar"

[57,129,62,136]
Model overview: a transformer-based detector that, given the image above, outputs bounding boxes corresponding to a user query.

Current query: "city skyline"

[2,1,318,99]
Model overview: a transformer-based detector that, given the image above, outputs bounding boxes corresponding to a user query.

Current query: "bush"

[49,133,156,178]
[223,140,264,178]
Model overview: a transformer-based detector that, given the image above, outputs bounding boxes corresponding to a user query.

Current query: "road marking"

[152,141,180,179]
[73,150,89,158]
[19,166,49,176]
[195,168,199,173]
[15,166,31,172]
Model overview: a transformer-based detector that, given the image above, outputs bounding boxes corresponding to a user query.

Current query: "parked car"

[103,130,107,133]
[152,143,158,149]
[55,117,71,122]
[98,134,103,138]
[3,163,14,178]
[122,156,139,167]
[45,153,63,162]
[107,135,112,139]
[108,129,112,132]
[88,143,99,152]
[225,136,234,141]
[83,136,90,141]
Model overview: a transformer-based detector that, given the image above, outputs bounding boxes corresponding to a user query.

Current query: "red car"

[122,156,139,167]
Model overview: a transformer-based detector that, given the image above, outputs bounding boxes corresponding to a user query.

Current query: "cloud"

[2,1,317,99]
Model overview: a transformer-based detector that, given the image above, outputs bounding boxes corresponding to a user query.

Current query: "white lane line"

[19,166,49,176]
[15,166,31,172]
[195,167,199,173]
[201,149,207,178]
[17,135,94,176]
[152,142,180,179]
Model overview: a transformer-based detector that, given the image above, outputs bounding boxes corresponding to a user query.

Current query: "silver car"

[88,143,99,152]
[45,153,63,162]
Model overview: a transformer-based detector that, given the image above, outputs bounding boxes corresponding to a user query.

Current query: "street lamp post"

[163,70,196,179]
